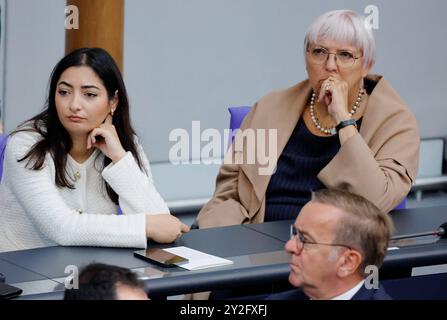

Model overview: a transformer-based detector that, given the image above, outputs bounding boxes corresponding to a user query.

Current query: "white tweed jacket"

[0,130,169,252]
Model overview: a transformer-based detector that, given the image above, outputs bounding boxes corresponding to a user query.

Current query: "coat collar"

[239,80,312,202]
[238,75,388,203]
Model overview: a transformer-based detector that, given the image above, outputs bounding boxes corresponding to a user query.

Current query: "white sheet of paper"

[163,246,233,270]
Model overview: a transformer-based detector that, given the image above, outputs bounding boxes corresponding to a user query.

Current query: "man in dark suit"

[267,189,393,300]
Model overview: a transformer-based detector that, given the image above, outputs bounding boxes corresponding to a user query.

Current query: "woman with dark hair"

[0,48,189,252]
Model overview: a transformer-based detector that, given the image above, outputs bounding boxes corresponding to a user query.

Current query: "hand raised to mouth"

[87,114,127,163]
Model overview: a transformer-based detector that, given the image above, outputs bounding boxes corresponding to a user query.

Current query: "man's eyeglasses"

[290,225,353,253]
[307,46,362,69]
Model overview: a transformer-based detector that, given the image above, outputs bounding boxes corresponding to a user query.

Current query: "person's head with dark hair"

[13,47,144,204]
[64,263,147,300]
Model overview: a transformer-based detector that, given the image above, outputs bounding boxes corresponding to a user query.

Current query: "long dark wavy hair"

[12,48,145,204]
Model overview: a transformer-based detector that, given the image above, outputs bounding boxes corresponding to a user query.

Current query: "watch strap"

[336,118,357,132]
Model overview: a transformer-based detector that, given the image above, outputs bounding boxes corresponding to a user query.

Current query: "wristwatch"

[336,119,357,133]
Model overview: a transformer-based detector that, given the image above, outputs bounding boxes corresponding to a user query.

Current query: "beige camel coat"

[197,75,420,228]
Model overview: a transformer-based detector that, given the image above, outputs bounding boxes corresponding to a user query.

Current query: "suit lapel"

[351,285,374,300]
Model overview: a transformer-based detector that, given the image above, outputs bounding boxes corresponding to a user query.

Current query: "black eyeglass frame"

[307,46,363,68]
[290,224,354,252]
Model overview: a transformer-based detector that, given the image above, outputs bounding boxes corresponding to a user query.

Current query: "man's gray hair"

[312,189,393,276]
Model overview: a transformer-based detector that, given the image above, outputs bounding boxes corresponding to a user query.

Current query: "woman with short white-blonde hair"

[197,9,420,228]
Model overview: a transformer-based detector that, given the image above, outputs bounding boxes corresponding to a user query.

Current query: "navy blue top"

[264,116,363,221]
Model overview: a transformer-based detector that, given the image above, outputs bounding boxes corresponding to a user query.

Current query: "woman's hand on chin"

[318,76,351,123]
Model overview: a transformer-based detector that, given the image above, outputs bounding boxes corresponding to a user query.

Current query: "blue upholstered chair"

[394,198,407,210]
[227,106,407,210]
[228,106,251,146]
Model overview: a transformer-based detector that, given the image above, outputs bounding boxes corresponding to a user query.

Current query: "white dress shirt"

[331,280,365,300]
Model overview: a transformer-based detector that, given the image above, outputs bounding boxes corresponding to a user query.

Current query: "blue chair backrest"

[394,198,407,210]
[227,106,407,210]
[0,135,8,183]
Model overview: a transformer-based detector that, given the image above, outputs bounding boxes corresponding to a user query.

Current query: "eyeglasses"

[290,225,353,254]
[307,47,362,69]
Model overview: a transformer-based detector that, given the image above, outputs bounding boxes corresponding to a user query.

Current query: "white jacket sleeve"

[101,139,170,215]
[4,132,147,248]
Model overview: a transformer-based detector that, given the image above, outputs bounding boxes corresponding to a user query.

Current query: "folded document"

[163,246,233,270]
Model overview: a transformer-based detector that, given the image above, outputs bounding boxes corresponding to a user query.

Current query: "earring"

[110,109,115,116]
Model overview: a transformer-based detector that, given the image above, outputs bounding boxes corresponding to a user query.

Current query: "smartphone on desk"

[0,283,23,300]
[134,248,188,268]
